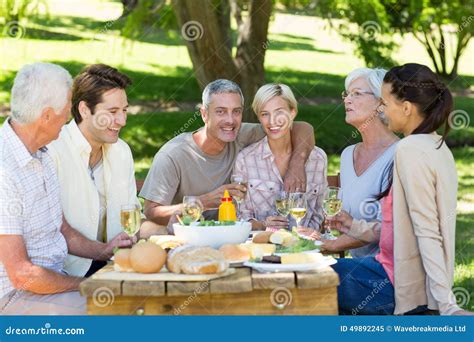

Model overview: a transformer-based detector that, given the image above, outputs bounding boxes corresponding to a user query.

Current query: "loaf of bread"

[166,245,229,274]
[113,248,134,272]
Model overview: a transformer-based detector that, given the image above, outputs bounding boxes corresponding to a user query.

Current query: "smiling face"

[344,77,381,127]
[257,96,296,141]
[78,88,128,146]
[201,92,243,143]
[380,82,408,133]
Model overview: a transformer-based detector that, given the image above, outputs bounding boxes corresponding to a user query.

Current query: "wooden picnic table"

[79,264,339,315]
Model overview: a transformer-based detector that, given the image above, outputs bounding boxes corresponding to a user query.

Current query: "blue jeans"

[331,256,395,315]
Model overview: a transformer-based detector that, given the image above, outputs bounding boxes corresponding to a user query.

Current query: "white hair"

[10,62,73,124]
[202,79,244,109]
[344,67,387,99]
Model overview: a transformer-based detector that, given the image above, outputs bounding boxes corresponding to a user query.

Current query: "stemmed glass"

[274,191,290,228]
[120,204,141,238]
[182,196,203,225]
[231,174,247,220]
[288,192,307,229]
[322,186,343,240]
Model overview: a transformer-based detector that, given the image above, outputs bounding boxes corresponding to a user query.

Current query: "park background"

[0,0,472,311]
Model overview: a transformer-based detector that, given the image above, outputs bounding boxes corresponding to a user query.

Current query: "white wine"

[233,181,247,203]
[290,207,307,220]
[323,198,342,217]
[120,208,141,237]
[275,199,290,216]
[183,205,202,223]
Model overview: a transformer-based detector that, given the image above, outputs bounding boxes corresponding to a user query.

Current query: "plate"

[274,249,320,257]
[243,256,337,273]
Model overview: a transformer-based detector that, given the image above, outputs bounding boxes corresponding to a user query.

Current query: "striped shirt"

[233,136,327,229]
[0,119,67,298]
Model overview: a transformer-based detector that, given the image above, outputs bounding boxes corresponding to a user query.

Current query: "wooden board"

[92,265,236,282]
[296,267,340,289]
[251,270,295,289]
[86,287,338,315]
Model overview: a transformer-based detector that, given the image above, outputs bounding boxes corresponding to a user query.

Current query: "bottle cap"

[221,190,233,202]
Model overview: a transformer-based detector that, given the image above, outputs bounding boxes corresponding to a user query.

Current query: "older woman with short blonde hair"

[233,83,327,230]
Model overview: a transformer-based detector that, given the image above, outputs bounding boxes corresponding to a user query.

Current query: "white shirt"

[47,120,140,277]
[0,119,67,298]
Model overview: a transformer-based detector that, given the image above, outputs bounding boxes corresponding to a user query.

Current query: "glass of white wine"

[182,196,203,225]
[274,191,290,228]
[231,174,247,220]
[120,204,141,238]
[289,192,307,229]
[322,186,343,240]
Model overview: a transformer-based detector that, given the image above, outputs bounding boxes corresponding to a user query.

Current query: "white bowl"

[173,222,252,249]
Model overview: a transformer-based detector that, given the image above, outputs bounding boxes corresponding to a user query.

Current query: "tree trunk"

[172,0,273,122]
[449,31,472,79]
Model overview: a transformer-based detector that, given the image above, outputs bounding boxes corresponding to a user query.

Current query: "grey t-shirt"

[340,142,397,258]
[139,123,265,209]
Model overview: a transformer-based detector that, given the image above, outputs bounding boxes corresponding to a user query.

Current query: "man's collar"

[3,118,38,168]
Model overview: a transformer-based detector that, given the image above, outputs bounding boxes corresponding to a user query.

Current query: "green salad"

[275,234,319,253]
[197,220,236,226]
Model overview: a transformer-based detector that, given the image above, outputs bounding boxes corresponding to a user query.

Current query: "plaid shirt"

[233,137,327,229]
[0,119,67,298]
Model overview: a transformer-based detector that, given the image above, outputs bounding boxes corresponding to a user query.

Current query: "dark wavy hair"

[378,63,453,199]
[72,64,132,124]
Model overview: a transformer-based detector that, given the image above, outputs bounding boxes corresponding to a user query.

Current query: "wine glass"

[274,191,290,229]
[230,174,247,220]
[182,196,203,225]
[120,204,141,238]
[288,192,307,229]
[322,187,343,240]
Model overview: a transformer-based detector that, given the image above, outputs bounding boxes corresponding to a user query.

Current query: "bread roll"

[167,245,229,274]
[129,241,167,273]
[113,248,134,272]
[252,231,273,244]
[219,244,250,262]
[281,252,323,264]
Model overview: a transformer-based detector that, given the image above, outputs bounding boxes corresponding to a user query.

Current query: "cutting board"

[92,265,236,282]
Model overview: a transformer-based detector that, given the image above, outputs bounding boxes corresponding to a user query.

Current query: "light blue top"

[340,142,398,258]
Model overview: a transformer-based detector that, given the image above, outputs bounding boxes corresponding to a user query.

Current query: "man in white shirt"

[48,64,145,277]
[0,63,132,315]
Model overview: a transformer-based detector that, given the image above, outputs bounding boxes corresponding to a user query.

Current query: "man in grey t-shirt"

[140,79,315,226]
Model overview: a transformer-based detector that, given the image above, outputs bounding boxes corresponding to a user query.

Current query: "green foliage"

[0,0,47,22]
[313,0,397,68]
[381,0,474,77]
[121,0,177,41]
[316,0,473,75]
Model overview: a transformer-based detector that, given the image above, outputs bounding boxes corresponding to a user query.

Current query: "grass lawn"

[0,0,472,311]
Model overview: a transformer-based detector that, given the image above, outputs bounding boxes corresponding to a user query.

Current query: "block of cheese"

[240,243,276,258]
[281,252,324,264]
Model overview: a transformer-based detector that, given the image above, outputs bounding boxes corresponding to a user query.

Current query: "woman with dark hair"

[329,63,471,315]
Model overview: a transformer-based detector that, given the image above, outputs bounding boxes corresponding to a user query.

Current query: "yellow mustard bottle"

[218,190,237,222]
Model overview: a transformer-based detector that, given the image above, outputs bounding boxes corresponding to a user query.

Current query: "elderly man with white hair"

[0,63,132,315]
[322,67,399,257]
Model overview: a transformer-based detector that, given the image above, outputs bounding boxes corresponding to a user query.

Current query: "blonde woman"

[233,83,327,231]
